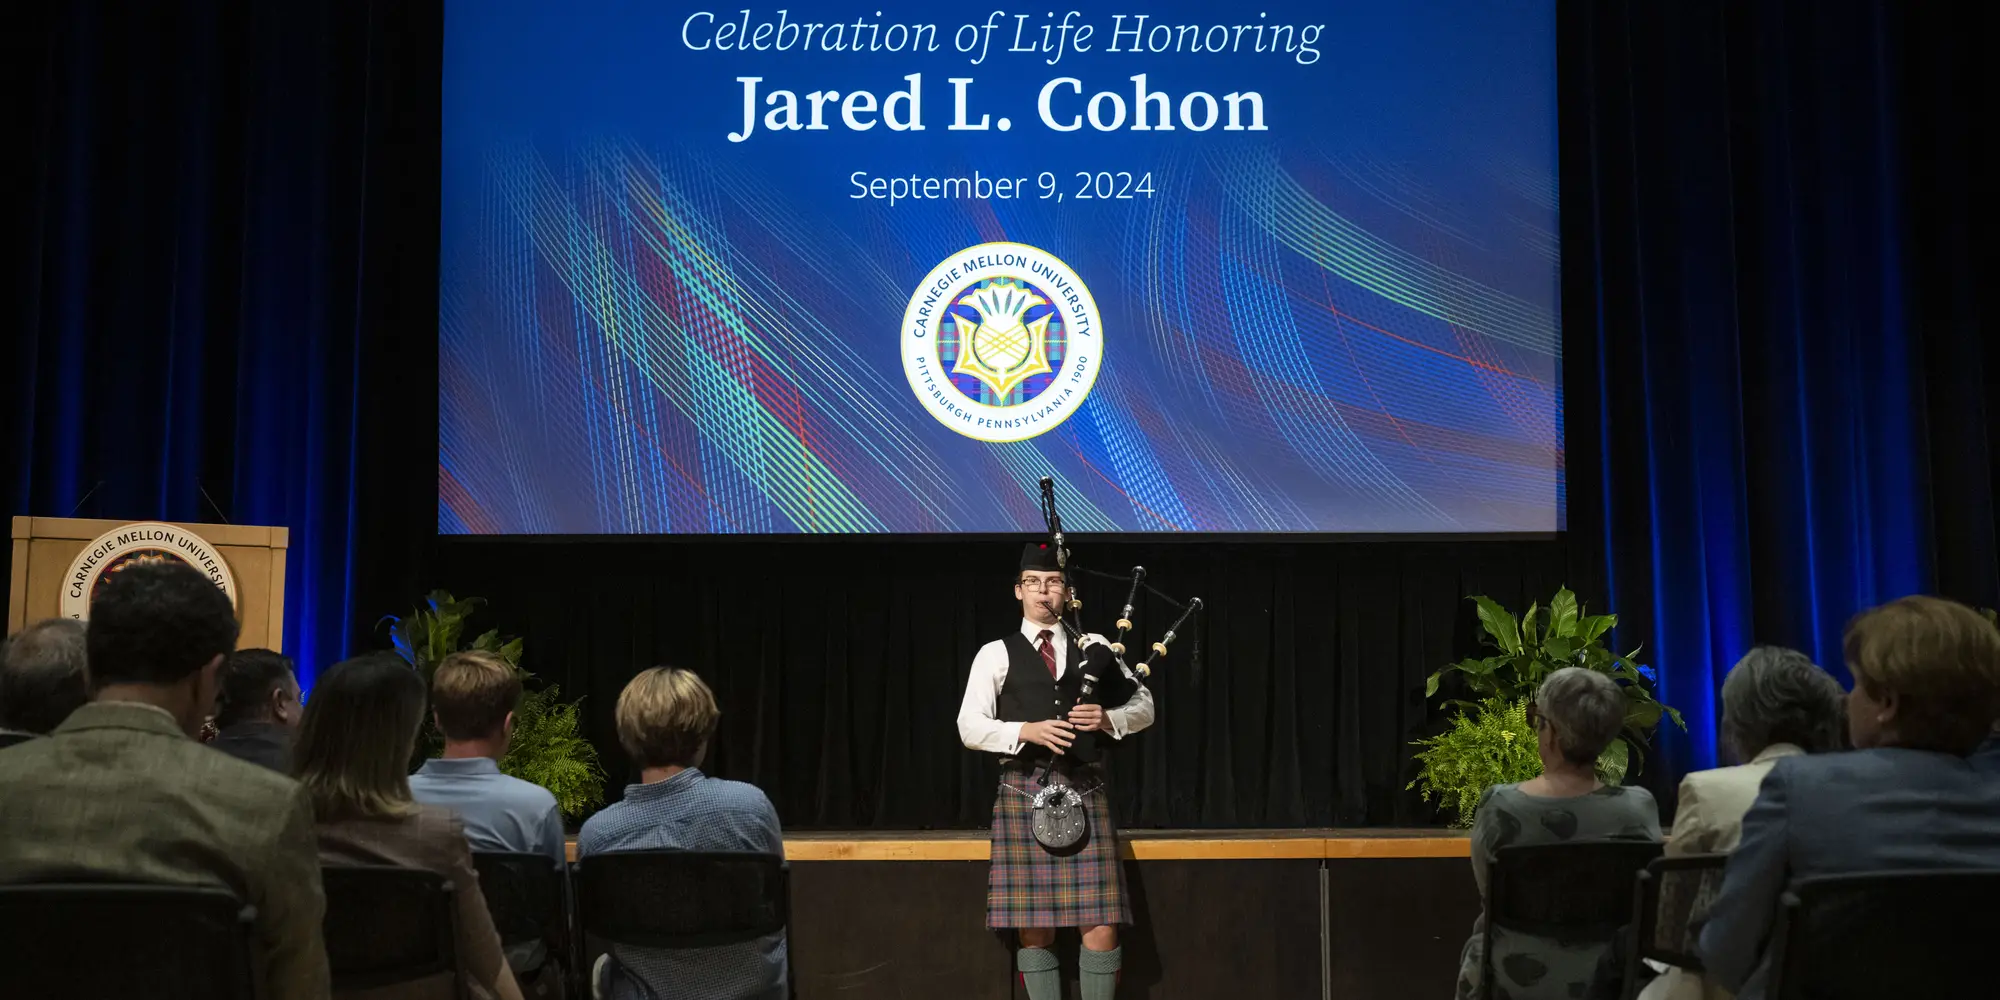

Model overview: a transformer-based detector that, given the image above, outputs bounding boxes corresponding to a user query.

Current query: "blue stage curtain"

[1,1,440,688]
[1562,0,1996,785]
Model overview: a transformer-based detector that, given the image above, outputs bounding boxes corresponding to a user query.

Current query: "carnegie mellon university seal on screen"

[902,242,1102,443]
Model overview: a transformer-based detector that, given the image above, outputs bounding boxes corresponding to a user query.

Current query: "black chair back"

[1620,853,1728,999]
[1769,869,2000,1000]
[0,883,258,1000]
[471,851,563,949]
[321,865,458,993]
[1484,840,1663,1000]
[576,850,788,949]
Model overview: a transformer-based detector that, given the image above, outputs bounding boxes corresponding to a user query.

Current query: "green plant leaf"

[1548,588,1580,638]
[1578,615,1616,644]
[1408,698,1542,827]
[384,615,419,667]
[1596,737,1630,785]
[1422,589,1682,791]
[1623,699,1665,730]
[1471,596,1524,655]
[1515,650,1549,691]
[500,683,605,819]
[498,637,525,668]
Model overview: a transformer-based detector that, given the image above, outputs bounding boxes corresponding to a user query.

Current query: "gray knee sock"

[1079,945,1122,1000]
[1017,945,1060,1000]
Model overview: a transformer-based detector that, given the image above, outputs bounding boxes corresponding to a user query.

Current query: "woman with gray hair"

[1638,647,1844,1000]
[1455,667,1663,1000]
[1685,646,1846,852]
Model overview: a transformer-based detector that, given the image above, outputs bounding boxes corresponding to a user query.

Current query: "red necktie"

[1037,629,1058,678]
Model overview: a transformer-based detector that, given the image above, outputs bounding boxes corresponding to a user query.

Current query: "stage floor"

[564,827,1470,863]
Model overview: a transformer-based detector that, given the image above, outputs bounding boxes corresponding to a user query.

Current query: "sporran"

[1029,780,1089,850]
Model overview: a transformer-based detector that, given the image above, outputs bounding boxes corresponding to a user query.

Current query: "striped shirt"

[577,768,787,1000]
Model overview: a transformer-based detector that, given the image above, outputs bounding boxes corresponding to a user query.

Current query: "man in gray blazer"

[0,561,330,1000]
[1699,596,2000,1000]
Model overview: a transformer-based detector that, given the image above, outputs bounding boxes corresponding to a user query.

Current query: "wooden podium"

[8,516,288,650]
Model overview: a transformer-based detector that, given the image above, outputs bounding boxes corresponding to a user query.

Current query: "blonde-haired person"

[1700,596,2000,1000]
[1455,667,1663,1000]
[579,667,785,1000]
[1639,647,1846,1000]
[297,653,524,1000]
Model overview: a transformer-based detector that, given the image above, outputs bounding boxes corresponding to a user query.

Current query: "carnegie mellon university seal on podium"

[59,522,238,620]
[901,242,1102,443]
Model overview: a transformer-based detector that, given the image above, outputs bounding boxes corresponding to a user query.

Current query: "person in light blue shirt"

[579,667,786,1000]
[409,651,566,985]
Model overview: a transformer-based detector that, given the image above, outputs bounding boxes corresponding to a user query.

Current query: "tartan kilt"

[986,764,1132,929]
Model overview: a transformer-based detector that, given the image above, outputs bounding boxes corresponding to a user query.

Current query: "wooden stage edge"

[562,828,1470,863]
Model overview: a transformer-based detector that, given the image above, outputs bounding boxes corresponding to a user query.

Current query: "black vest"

[997,629,1107,764]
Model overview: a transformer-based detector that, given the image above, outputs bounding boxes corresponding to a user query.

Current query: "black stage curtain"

[1563,0,1996,784]
[432,538,1571,828]
[2,1,441,685]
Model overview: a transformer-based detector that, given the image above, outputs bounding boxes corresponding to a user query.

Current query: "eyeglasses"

[1018,577,1067,593]
[1526,700,1545,730]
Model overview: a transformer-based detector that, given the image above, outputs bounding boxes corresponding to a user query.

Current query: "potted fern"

[1409,587,1683,826]
[385,591,606,821]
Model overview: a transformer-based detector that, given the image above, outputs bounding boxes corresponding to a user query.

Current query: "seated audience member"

[0,562,329,999]
[1456,667,1663,1000]
[209,648,302,772]
[0,618,90,748]
[409,650,566,985]
[1640,647,1846,1000]
[296,653,524,1000]
[1699,596,2000,1000]
[579,667,786,1000]
[1976,723,2000,773]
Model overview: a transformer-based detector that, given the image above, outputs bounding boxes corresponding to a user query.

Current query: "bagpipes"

[1027,477,1202,850]
[1035,476,1203,760]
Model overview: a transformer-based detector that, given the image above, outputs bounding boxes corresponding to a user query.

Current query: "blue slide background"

[440,1,1559,533]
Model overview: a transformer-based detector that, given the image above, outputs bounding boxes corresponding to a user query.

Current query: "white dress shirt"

[957,618,1157,755]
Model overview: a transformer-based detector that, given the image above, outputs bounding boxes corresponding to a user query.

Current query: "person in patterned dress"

[957,543,1156,1000]
[1455,667,1663,1000]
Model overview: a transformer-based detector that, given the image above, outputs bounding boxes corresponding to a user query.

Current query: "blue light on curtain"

[3,0,437,691]
[1572,0,1946,784]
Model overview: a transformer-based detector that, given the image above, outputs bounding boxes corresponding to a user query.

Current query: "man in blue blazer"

[1699,596,2000,1000]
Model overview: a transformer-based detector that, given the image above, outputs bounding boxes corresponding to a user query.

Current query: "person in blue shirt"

[409,650,567,989]
[579,667,786,1000]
